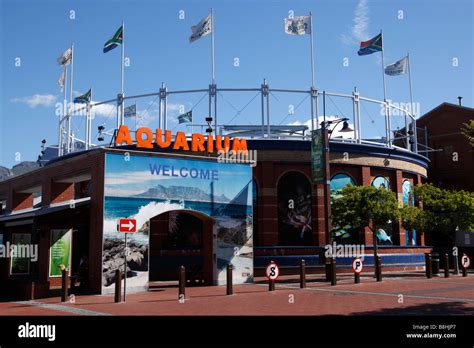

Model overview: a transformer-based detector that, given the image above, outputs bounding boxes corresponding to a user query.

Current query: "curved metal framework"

[59,79,418,156]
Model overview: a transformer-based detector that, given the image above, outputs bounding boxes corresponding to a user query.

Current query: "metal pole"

[114,269,122,303]
[352,87,357,142]
[164,86,168,129]
[179,266,186,298]
[59,66,67,157]
[61,268,68,302]
[356,87,362,143]
[214,85,218,134]
[330,257,336,286]
[261,79,265,137]
[226,264,233,295]
[211,8,215,85]
[123,232,127,302]
[67,44,74,153]
[300,259,306,288]
[380,30,389,146]
[354,270,360,284]
[444,253,450,278]
[266,82,270,138]
[376,255,382,282]
[310,88,315,135]
[309,11,315,88]
[121,20,125,126]
[425,253,432,278]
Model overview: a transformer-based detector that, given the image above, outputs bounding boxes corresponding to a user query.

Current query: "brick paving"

[1,271,473,316]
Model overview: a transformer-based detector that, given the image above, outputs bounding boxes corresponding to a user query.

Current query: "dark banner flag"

[311,129,324,183]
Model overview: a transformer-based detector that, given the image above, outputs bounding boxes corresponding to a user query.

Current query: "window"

[330,173,358,244]
[402,180,417,246]
[277,172,313,246]
[372,176,390,190]
[372,176,393,245]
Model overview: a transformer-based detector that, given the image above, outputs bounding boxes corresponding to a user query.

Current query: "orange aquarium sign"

[115,125,248,154]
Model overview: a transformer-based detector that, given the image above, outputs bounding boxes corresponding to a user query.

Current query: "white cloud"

[340,0,370,46]
[290,116,355,139]
[91,102,116,118]
[11,94,57,108]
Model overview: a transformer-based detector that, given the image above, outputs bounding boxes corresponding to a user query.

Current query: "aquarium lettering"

[115,125,248,154]
[149,164,219,180]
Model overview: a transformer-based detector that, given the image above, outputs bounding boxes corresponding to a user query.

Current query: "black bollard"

[354,271,360,284]
[425,253,432,279]
[179,266,186,299]
[376,256,382,282]
[300,259,306,288]
[325,257,332,282]
[444,254,450,278]
[226,264,233,295]
[331,258,337,286]
[61,268,68,302]
[462,266,468,277]
[269,278,275,291]
[114,270,122,303]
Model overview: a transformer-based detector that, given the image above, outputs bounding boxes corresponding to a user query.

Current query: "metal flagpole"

[121,21,125,126]
[380,30,389,146]
[68,44,74,153]
[407,53,418,153]
[309,12,316,135]
[85,89,92,150]
[211,9,215,84]
[58,66,67,157]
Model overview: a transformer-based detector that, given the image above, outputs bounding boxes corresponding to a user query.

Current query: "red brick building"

[0,139,431,299]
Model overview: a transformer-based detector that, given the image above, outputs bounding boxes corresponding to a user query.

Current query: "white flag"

[58,68,66,92]
[124,104,136,118]
[284,16,311,35]
[385,56,408,76]
[57,48,72,66]
[189,13,212,43]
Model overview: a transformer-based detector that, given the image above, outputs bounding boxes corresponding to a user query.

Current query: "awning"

[0,197,90,223]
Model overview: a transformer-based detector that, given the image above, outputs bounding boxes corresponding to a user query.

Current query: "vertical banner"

[10,233,31,275]
[49,229,72,277]
[311,129,324,183]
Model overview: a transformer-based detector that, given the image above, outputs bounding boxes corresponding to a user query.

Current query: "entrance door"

[149,210,214,285]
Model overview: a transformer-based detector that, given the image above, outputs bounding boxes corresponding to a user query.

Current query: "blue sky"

[104,152,252,202]
[1,0,472,168]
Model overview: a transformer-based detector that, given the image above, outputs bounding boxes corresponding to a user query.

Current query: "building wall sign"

[115,125,248,153]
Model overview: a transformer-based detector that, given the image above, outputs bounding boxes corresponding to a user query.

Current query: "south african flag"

[74,89,92,104]
[103,25,123,53]
[358,33,383,56]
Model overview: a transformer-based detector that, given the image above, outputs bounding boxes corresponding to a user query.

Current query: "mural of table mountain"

[134,184,230,203]
[102,239,148,287]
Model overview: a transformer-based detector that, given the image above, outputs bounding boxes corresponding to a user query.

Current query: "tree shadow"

[354,301,474,315]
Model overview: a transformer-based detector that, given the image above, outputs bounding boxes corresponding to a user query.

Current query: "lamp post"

[319,111,353,245]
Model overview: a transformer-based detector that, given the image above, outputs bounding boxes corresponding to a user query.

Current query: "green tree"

[414,184,474,241]
[331,185,400,274]
[400,204,425,233]
[461,119,474,147]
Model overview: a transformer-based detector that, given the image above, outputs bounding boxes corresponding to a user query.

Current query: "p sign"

[352,258,363,274]
[265,261,279,280]
[461,254,470,269]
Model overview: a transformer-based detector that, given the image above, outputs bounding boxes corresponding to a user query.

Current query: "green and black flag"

[74,89,92,104]
[178,110,192,124]
[103,25,123,53]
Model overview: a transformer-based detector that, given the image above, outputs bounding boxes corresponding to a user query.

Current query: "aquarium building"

[0,130,431,298]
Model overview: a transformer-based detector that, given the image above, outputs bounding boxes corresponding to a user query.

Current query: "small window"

[372,176,390,190]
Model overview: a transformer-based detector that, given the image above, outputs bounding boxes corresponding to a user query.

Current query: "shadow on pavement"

[353,301,474,315]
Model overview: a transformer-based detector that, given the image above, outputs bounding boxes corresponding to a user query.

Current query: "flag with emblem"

[189,13,212,43]
[284,16,311,35]
[358,33,383,56]
[124,104,136,118]
[385,56,408,76]
[58,68,66,92]
[74,89,92,104]
[57,48,72,66]
[178,110,192,124]
[103,25,123,53]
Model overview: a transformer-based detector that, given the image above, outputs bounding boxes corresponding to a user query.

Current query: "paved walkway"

[1,271,473,316]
